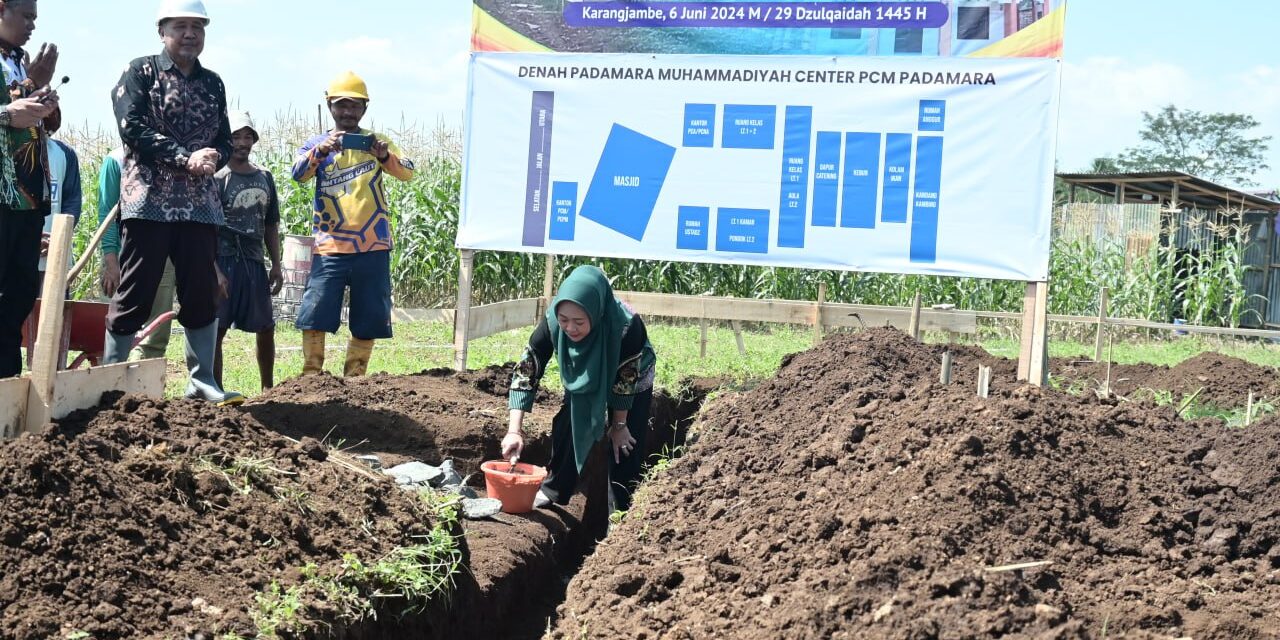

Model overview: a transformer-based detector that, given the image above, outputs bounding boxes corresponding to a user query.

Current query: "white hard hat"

[156,0,210,25]
[229,110,258,141]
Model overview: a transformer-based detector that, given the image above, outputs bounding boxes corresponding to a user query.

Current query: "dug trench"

[225,366,709,639]
[0,363,706,639]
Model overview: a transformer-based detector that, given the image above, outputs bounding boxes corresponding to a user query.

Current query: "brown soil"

[552,329,1280,639]
[0,394,440,640]
[1052,352,1280,409]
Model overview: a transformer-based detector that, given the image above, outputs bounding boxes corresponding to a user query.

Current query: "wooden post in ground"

[977,365,992,398]
[1028,281,1050,387]
[731,320,747,357]
[542,254,556,300]
[908,292,922,340]
[1094,287,1109,362]
[25,214,74,433]
[453,250,476,372]
[1017,282,1037,382]
[940,351,953,385]
[813,282,827,346]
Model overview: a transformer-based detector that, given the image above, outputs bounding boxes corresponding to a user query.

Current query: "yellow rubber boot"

[344,338,374,377]
[302,330,326,375]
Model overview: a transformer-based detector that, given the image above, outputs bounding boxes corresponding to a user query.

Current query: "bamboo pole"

[26,215,75,433]
[453,250,476,372]
[1094,287,1109,362]
[542,254,556,300]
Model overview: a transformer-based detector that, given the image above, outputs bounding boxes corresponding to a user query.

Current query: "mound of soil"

[0,394,440,640]
[1054,352,1280,409]
[552,329,1280,639]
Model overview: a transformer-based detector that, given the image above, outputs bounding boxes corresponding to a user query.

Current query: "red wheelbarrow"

[21,299,176,370]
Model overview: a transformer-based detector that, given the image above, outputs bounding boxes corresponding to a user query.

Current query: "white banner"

[460,52,1060,281]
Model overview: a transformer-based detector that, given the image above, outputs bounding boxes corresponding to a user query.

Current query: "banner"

[472,0,1066,58]
[460,53,1060,280]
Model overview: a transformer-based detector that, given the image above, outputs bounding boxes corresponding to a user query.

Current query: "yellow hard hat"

[326,70,369,102]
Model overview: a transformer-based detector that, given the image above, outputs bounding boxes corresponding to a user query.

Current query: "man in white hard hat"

[291,71,414,378]
[214,110,282,390]
[0,0,59,378]
[105,0,243,405]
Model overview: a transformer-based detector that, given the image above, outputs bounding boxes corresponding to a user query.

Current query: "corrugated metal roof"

[1056,171,1280,212]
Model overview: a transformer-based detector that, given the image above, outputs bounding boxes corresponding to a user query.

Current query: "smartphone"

[341,132,375,152]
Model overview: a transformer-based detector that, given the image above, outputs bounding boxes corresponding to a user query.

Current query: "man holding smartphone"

[104,0,242,406]
[291,70,415,377]
[0,0,59,379]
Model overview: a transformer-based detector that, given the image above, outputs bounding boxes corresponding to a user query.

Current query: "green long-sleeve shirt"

[98,147,124,256]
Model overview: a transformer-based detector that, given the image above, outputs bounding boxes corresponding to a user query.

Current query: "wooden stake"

[25,215,75,434]
[1028,282,1050,387]
[1016,282,1037,381]
[1246,390,1254,427]
[1102,335,1114,398]
[699,318,708,359]
[977,365,991,398]
[908,292,922,341]
[813,282,827,346]
[731,320,747,357]
[984,560,1053,573]
[940,351,953,385]
[1094,287,1109,362]
[453,249,476,372]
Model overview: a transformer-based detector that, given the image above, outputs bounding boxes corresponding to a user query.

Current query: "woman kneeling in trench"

[502,265,657,513]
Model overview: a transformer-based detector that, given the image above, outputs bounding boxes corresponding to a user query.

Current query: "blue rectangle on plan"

[549,182,577,241]
[777,106,813,248]
[677,206,710,250]
[683,104,716,147]
[911,136,944,262]
[579,124,677,242]
[812,132,841,228]
[840,132,880,229]
[716,208,770,253]
[881,134,912,223]
[722,105,777,149]
[918,100,946,131]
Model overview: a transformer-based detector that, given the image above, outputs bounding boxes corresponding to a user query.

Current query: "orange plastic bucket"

[480,461,548,514]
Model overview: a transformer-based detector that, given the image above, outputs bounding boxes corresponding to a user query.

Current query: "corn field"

[58,117,1266,328]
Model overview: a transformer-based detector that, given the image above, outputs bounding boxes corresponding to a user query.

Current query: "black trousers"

[541,388,652,513]
[108,219,219,335]
[0,209,45,379]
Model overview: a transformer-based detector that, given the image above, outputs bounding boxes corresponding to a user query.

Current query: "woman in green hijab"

[503,265,656,512]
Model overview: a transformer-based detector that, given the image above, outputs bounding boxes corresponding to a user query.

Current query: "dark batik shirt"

[215,166,279,262]
[112,49,231,225]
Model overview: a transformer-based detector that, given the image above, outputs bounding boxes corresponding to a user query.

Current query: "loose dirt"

[0,394,439,639]
[552,329,1280,639]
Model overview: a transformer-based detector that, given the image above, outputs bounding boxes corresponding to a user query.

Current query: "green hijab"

[549,266,632,471]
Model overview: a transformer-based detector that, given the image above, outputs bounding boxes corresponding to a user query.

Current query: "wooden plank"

[0,377,29,440]
[468,298,542,340]
[453,250,476,372]
[392,308,453,324]
[26,214,75,434]
[1016,282,1037,381]
[1028,282,1050,387]
[615,291,979,334]
[731,320,747,357]
[50,359,166,421]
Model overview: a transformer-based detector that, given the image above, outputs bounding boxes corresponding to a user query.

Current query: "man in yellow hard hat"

[291,70,414,377]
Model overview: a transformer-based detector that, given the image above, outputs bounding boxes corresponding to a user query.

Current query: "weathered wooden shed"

[1055,171,1280,328]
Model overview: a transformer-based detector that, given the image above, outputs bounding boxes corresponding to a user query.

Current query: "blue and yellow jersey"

[291,129,415,255]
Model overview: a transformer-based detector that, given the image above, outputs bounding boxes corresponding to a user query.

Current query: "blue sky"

[37,1,1280,188]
